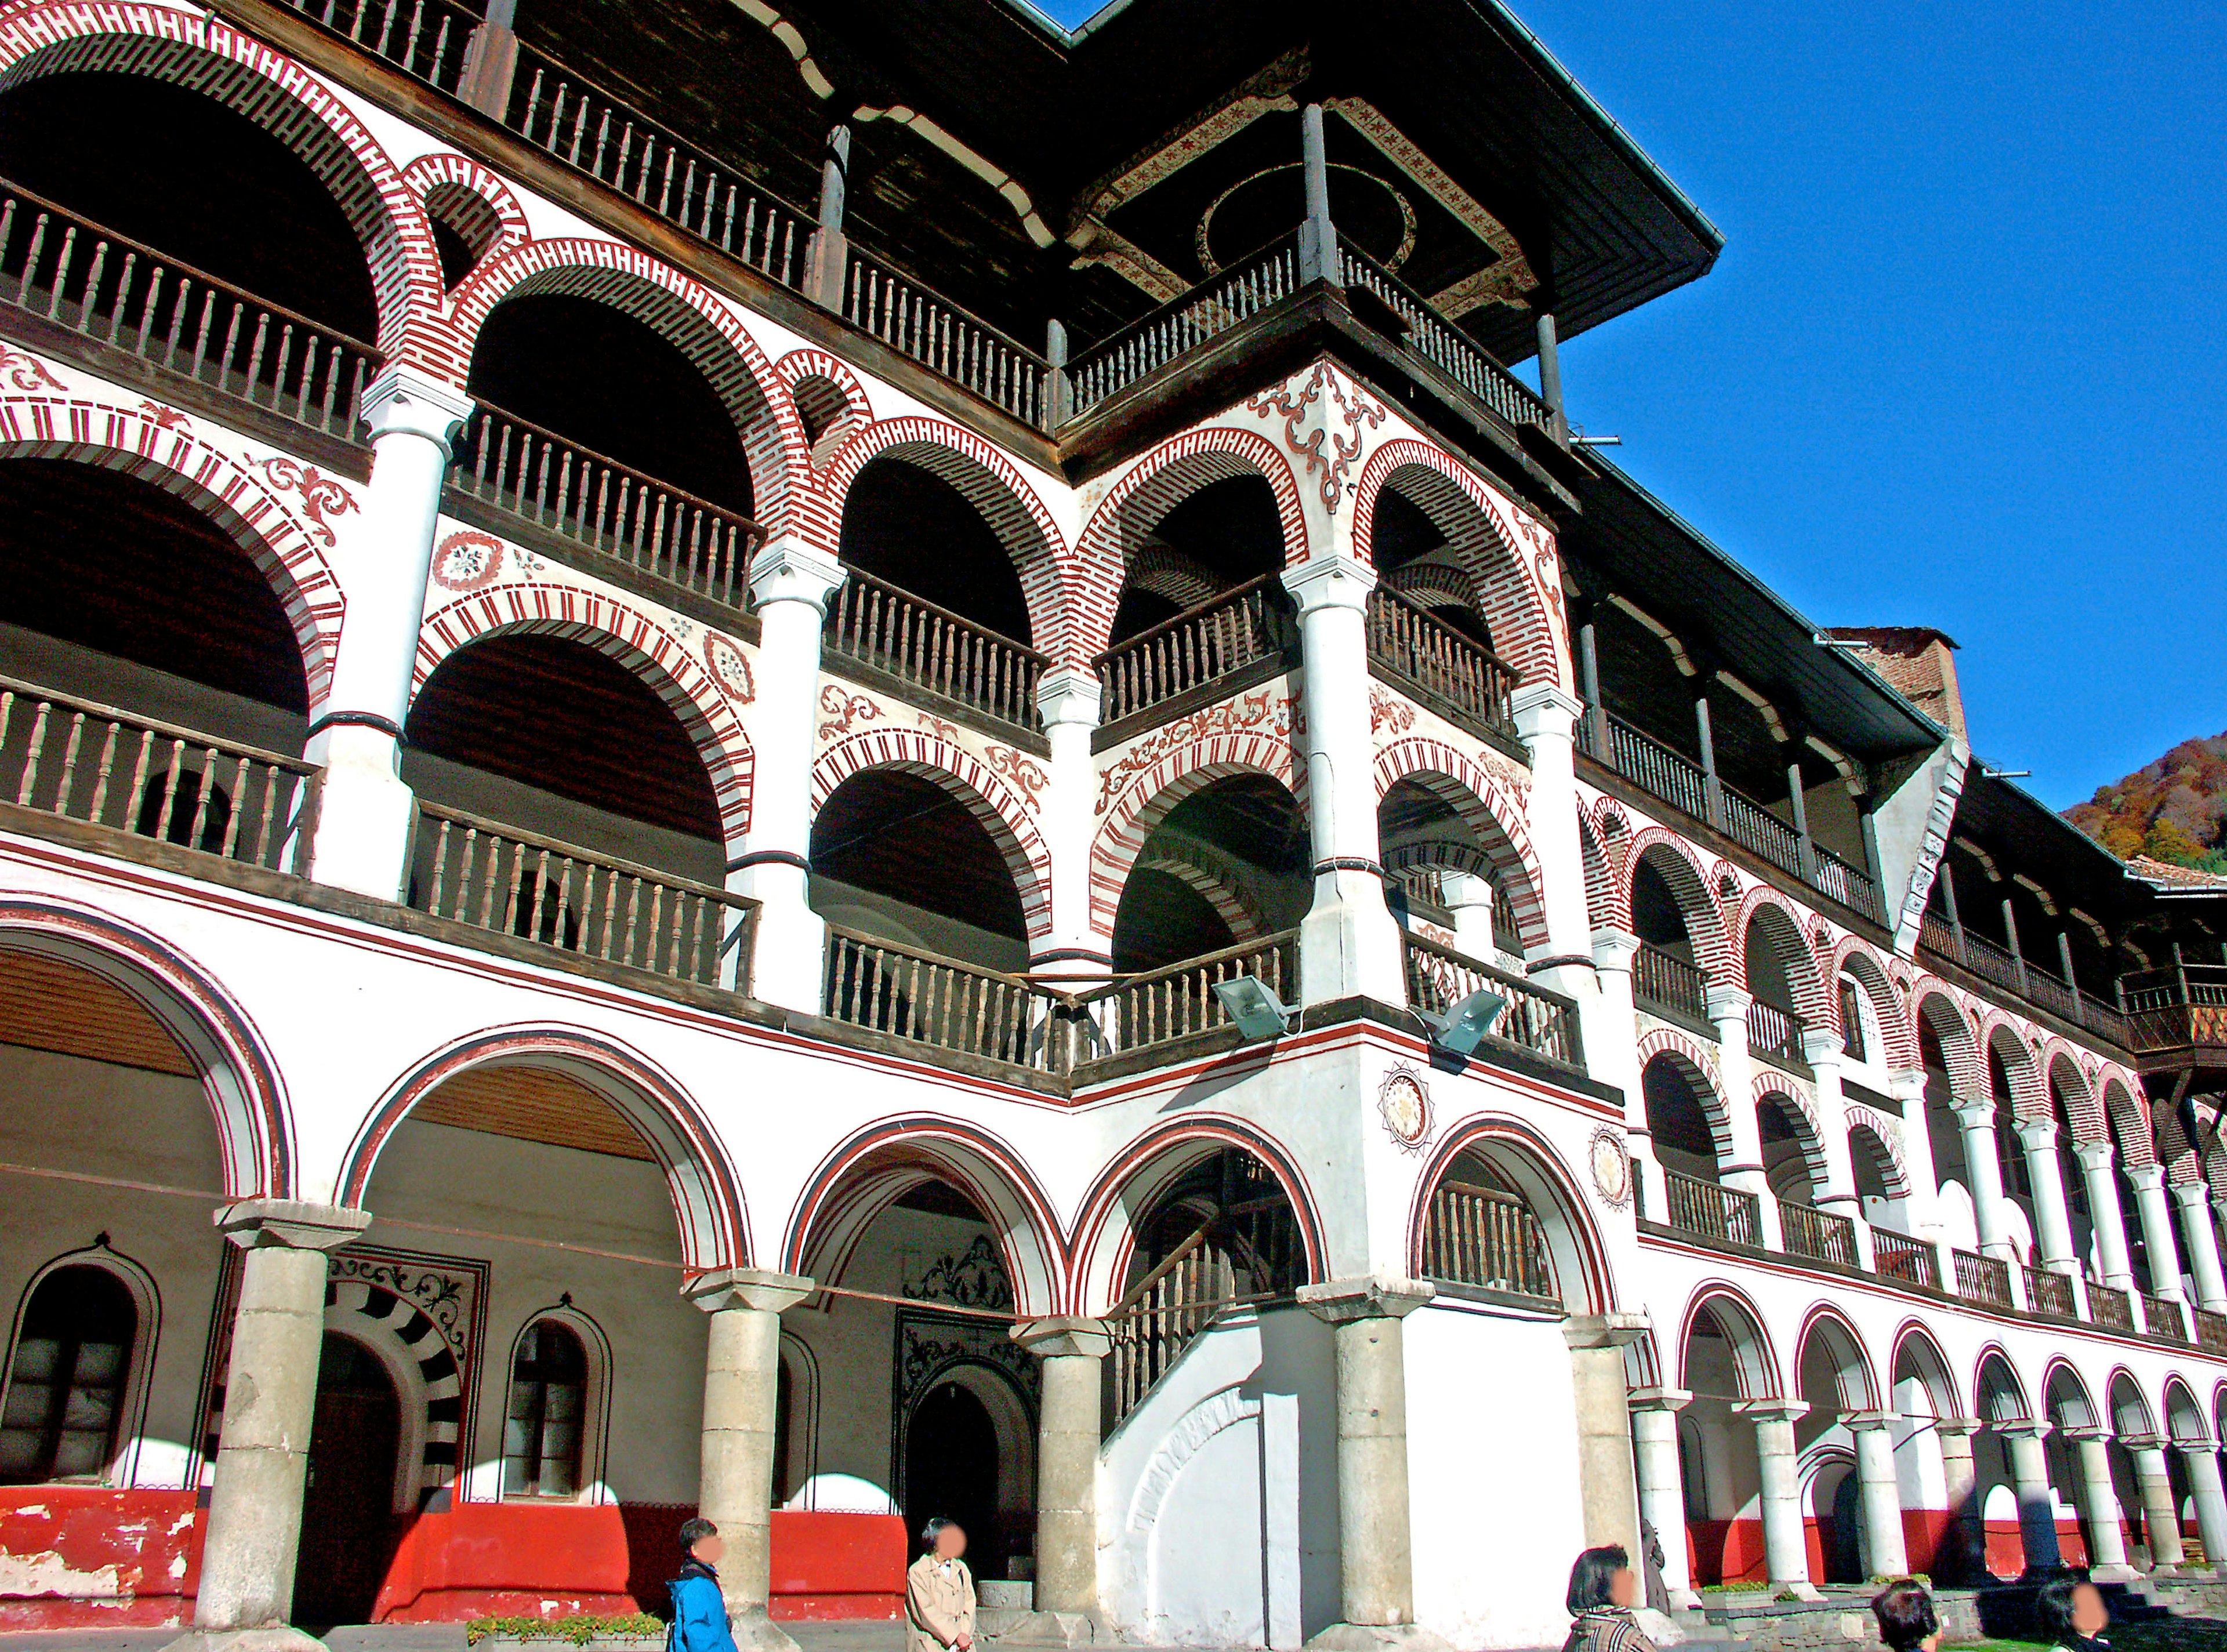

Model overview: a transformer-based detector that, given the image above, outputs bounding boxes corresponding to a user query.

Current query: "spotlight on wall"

[1417,987,1508,1059]
[1212,975,1294,1043]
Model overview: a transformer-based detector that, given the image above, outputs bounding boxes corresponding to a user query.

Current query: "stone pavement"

[0,1626,911,1652]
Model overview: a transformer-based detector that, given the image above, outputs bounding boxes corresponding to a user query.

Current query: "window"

[1838,978,1866,1062]
[1,1266,137,1483]
[502,1319,587,1497]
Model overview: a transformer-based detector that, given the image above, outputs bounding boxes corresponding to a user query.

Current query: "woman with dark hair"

[2036,1576,2109,1652]
[1870,1579,1939,1652]
[1561,1545,1658,1652]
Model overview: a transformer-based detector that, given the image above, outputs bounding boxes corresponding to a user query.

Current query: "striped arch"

[1623,829,1734,976]
[448,238,808,536]
[781,1119,1068,1320]
[1073,424,1310,659]
[1912,982,1985,1104]
[1408,1113,1617,1313]
[400,154,530,281]
[1136,832,1274,941]
[1373,736,1547,953]
[1729,885,1833,1027]
[2102,1076,2157,1170]
[0,2,443,361]
[772,347,869,473]
[339,1025,751,1273]
[1796,1304,1883,1411]
[1753,1073,1830,1190]
[1351,439,1569,693]
[323,1272,464,1505]
[1845,1103,1914,1199]
[2044,1048,2107,1143]
[2153,1088,2203,1185]
[822,415,1071,660]
[813,728,1054,943]
[1889,1321,1964,1421]
[1831,938,1917,1069]
[0,393,348,703]
[415,579,755,846]
[1974,1345,2034,1423]
[2162,1374,2210,1445]
[1580,797,1631,933]
[1638,1029,1736,1162]
[1978,1015,2050,1122]
[1678,1283,1784,1400]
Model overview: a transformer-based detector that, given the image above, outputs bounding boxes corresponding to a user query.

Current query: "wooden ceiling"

[410,1064,656,1162]
[0,949,195,1078]
[812,768,1028,939]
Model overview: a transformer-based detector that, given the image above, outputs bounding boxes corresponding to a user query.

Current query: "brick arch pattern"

[0,3,444,361]
[1072,426,1310,661]
[2101,1076,2157,1170]
[1136,834,1272,941]
[1978,1014,2050,1123]
[1372,736,1547,954]
[811,729,1054,944]
[1910,981,1985,1105]
[822,415,1071,662]
[1830,937,1918,1070]
[2152,1087,2204,1185]
[771,347,869,473]
[1581,797,1633,934]
[1729,885,1833,1027]
[1622,827,1734,977]
[1751,1072,1830,1193]
[400,154,529,277]
[415,582,755,846]
[2042,1047,2108,1143]
[1844,1102,1913,1199]
[1637,1027,1736,1163]
[1351,440,1569,693]
[1,391,347,703]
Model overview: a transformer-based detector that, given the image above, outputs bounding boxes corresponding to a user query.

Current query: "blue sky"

[1039,1,2226,809]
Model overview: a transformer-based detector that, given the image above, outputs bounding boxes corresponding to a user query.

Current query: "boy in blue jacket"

[670,1517,740,1652]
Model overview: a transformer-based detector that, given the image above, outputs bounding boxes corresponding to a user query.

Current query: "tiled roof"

[2127,854,2227,888]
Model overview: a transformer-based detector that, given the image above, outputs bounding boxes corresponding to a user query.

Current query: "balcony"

[1657,1167,1762,1248]
[1633,942,1710,1027]
[822,570,1049,738]
[2142,1291,2190,1343]
[2088,1281,2135,1333]
[1093,575,1299,740]
[2119,963,2227,1074]
[1418,1178,1559,1306]
[1952,1248,2013,1308]
[1918,912,2132,1049]
[1746,997,1809,1073]
[1871,1228,1940,1290]
[1400,931,1584,1071]
[1363,586,1524,756]
[2023,1263,2079,1321]
[1779,1200,1858,1268]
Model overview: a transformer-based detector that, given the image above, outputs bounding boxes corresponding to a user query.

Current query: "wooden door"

[293,1333,402,1626]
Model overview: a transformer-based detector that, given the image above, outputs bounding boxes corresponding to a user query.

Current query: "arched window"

[502,1319,588,1498]
[1,1265,137,1483]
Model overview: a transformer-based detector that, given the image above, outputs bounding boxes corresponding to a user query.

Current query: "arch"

[2106,1368,2157,1440]
[1578,801,1620,934]
[0,397,347,703]
[1070,1117,1328,1317]
[1795,1305,1882,1413]
[500,1304,612,1501]
[1845,1107,1913,1200]
[1372,737,1548,954]
[414,583,755,847]
[339,1026,749,1275]
[1073,426,1309,659]
[1974,1346,2033,1424]
[1754,1077,1831,1197]
[2,1241,159,1485]
[773,347,870,471]
[1677,1284,1783,1400]
[1638,1031,1733,1160]
[1913,986,1985,1105]
[1831,941,1917,1069]
[781,1119,1067,1320]
[322,1272,453,1509]
[0,2,443,357]
[2161,1375,2209,1446]
[2101,1077,2156,1169]
[1624,832,1733,977]
[1981,1019,2048,1123]
[1733,888,1833,1028]
[401,154,529,281]
[1405,1113,1615,1313]
[1889,1321,1964,1421]
[1351,439,1568,692]
[0,895,291,1198]
[2045,1051,2106,1145]
[2040,1358,2100,1433]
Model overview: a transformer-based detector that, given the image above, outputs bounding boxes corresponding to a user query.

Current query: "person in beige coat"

[906,1518,978,1652]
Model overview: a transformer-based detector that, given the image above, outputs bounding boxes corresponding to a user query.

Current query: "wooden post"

[1044,316,1069,432]
[806,123,851,311]
[2001,895,2027,994]
[1785,751,1818,881]
[1940,861,1966,956]
[2058,931,2080,1000]
[1297,103,1341,288]
[1694,693,1725,828]
[457,0,520,119]
[1857,797,1887,921]
[1535,309,1569,441]
[1575,612,1608,757]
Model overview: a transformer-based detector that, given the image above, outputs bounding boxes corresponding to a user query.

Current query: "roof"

[2127,855,2227,892]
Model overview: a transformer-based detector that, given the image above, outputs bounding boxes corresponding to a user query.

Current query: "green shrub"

[465,1613,667,1646]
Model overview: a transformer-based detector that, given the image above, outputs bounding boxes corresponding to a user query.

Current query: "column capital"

[1011,1315,1111,1359]
[1932,1415,1985,1439]
[1627,1386,1691,1412]
[362,367,474,451]
[1997,1418,2053,1442]
[1295,1272,1434,1323]
[687,1266,814,1315]
[215,1198,371,1251]
[1279,554,1376,615]
[748,536,847,612]
[1842,1410,1902,1432]
[2120,1433,2172,1454]
[2175,1434,2221,1454]
[1800,1027,1845,1071]
[1591,927,1641,972]
[1951,1100,1999,1131]
[1563,1310,1651,1350]
[1733,1397,1808,1424]
[1704,983,1753,1023]
[2128,1162,2168,1193]
[1510,682,1585,728]
[2061,1425,2114,1445]
[1035,668,1102,729]
[1885,1067,1929,1106]
[2074,1139,2119,1172]
[2169,1178,2214,1211]
[2014,1115,2062,1152]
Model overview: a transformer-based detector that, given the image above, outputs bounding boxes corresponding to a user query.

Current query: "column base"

[988,1609,1097,1645]
[726,1606,802,1652]
[1302,1624,1456,1652]
[159,1630,328,1652]
[1769,1583,1823,1602]
[2087,1564,2141,1584]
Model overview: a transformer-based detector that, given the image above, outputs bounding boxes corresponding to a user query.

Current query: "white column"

[1592,928,1660,1214]
[2130,1165,2189,1302]
[2017,1117,2080,1275]
[1282,559,1406,1008]
[2171,1181,2227,1310]
[731,540,845,1014]
[306,369,473,899]
[1011,1317,1109,1632]
[1887,1068,1956,1283]
[1802,1029,1871,1265]
[1510,684,1594,957]
[1934,1417,1985,1584]
[2178,1439,2227,1576]
[1706,985,1782,1248]
[1847,1411,1910,1577]
[1629,1389,1697,1609]
[1952,1102,2016,1261]
[1031,671,1110,990]
[1736,1399,1818,1597]
[1439,869,1498,961]
[2001,1422,2061,1573]
[2068,1429,2137,1581]
[1564,1314,1647,1564]
[2130,1439,2187,1571]
[2076,1141,2138,1290]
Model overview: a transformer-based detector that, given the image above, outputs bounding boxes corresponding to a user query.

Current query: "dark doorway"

[1825,1469,1863,1584]
[294,1333,402,1626]
[904,1377,1006,1581]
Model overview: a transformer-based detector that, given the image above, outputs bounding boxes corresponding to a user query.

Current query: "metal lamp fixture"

[1419,987,1507,1058]
[1212,975,1294,1042]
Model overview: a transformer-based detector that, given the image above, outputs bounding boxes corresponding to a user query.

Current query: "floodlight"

[1212,975,1293,1042]
[1419,987,1507,1058]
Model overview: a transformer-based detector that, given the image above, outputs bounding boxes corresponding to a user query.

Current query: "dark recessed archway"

[1112,774,1310,974]
[811,769,1027,946]
[840,457,1030,643]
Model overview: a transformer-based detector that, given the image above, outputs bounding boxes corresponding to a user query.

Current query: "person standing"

[1561,1545,1659,1652]
[670,1518,741,1652]
[907,1517,978,1652]
[1870,1579,1940,1652]
[2036,1575,2110,1652]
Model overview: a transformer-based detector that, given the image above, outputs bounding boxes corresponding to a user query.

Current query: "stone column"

[1934,1418,1985,1584]
[1565,1314,1648,1563]
[1735,1400,1818,1599]
[2130,1165,2188,1303]
[688,1268,814,1647]
[1801,1029,1871,1265]
[2000,1422,2062,1573]
[2076,1142,2138,1290]
[1510,684,1595,957]
[2016,1117,2080,1276]
[1952,1102,2016,1261]
[183,1200,371,1647]
[1031,671,1112,994]
[2171,1181,2227,1310]
[730,541,846,1014]
[1439,870,1499,962]
[2129,1437,2187,1571]
[1628,1388,1698,1609]
[1591,928,1659,1214]
[306,369,473,900]
[1011,1317,1110,1639]
[2178,1438,2227,1575]
[1294,1275,1449,1650]
[1846,1411,1911,1577]
[1282,560,1406,1007]
[1706,986,1782,1249]
[2067,1429,2137,1581]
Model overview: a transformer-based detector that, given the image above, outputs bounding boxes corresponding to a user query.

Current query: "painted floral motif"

[430,529,504,592]
[703,632,755,703]
[916,712,959,742]
[1096,686,1300,815]
[137,400,191,433]
[257,456,357,547]
[1378,1066,1435,1153]
[0,342,64,392]
[1248,360,1385,514]
[985,743,1049,807]
[1369,684,1416,736]
[818,684,881,740]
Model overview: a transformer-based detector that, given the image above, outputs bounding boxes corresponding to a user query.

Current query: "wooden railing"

[1953,1248,2012,1307]
[1718,786,1801,878]
[2195,1308,2227,1355]
[1071,932,1300,1065]
[1420,1179,1556,1301]
[277,0,477,91]
[451,400,767,611]
[1662,1168,1762,1247]
[1918,920,2134,1047]
[0,179,376,437]
[1401,932,1583,1069]
[1634,943,1709,1023]
[1390,862,1521,955]
[2121,964,2227,1058]
[1067,234,1300,418]
[1336,236,1558,439]
[1585,712,1713,823]
[2024,1265,2078,1320]
[0,676,318,876]
[2088,1282,2135,1333]
[1363,586,1521,742]
[1104,1213,1298,1427]
[1811,845,1881,921]
[1779,1201,1857,1268]
[822,568,1048,731]
[1747,998,1807,1066]
[842,247,1046,427]
[1094,575,1297,725]
[1871,1228,1940,1290]
[2142,1292,2189,1342]
[821,924,1053,1068]
[413,803,754,990]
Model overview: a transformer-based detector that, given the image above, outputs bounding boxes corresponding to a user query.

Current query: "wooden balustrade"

[1779,1201,1858,1268]
[1597,713,1711,823]
[2121,964,2227,1059]
[277,0,477,90]
[1718,786,1802,877]
[1746,998,1808,1066]
[1363,586,1521,743]
[823,568,1047,731]
[1871,1228,1940,1290]
[1401,932,1582,1068]
[821,924,1055,1069]
[1069,932,1300,1066]
[0,676,319,876]
[1067,235,1300,417]
[1953,1248,2013,1307]
[1336,237,1558,438]
[2087,1282,2135,1332]
[414,803,755,991]
[1105,1212,1298,1426]
[0,179,376,437]
[1661,1168,1762,1247]
[1921,916,2137,1048]
[1420,1180,1555,1301]
[1811,845,1881,921]
[843,249,1046,427]
[1094,575,1297,725]
[2195,1307,2227,1355]
[2142,1292,2190,1341]
[2023,1265,2078,1320]
[1634,943,1709,1023]
[452,400,767,609]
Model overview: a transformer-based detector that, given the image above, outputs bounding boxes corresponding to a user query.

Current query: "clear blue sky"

[1039,0,2226,809]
